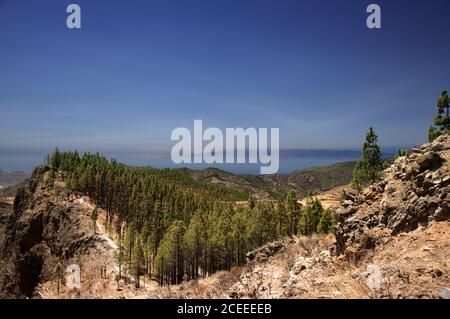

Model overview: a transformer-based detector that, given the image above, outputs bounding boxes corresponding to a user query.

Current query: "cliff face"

[0,167,97,298]
[334,134,450,257]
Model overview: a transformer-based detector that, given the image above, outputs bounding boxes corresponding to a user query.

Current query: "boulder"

[246,241,284,263]
[416,152,443,172]
[291,256,315,275]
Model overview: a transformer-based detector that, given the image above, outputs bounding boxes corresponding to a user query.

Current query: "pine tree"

[155,221,186,285]
[298,198,323,235]
[352,127,383,191]
[184,210,205,279]
[250,202,277,246]
[50,148,61,169]
[47,170,55,186]
[285,190,300,236]
[248,196,256,209]
[428,126,441,143]
[123,224,135,269]
[317,209,334,234]
[131,237,144,288]
[114,240,126,279]
[397,149,408,158]
[55,259,65,295]
[91,208,98,235]
[275,199,287,237]
[429,90,450,142]
[230,208,248,267]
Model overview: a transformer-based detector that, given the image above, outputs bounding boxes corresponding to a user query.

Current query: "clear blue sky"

[1,0,449,172]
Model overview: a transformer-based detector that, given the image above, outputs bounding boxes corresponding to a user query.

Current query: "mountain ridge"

[179,161,357,199]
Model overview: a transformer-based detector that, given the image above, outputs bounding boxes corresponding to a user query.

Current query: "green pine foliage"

[397,149,408,158]
[154,220,186,285]
[131,237,145,288]
[429,90,450,142]
[285,190,300,236]
[114,240,126,279]
[91,208,98,234]
[352,127,383,192]
[298,198,331,236]
[317,209,335,234]
[45,150,333,286]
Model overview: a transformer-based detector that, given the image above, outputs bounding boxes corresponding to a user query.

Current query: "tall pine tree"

[429,90,450,142]
[285,190,300,236]
[352,127,383,192]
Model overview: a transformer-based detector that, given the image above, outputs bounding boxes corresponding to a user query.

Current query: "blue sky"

[1,0,450,172]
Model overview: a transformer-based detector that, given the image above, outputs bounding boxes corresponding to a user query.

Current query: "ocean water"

[0,151,362,175]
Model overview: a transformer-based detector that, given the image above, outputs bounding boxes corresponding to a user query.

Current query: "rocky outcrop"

[0,167,98,298]
[335,134,450,256]
[195,137,450,300]
[245,241,286,263]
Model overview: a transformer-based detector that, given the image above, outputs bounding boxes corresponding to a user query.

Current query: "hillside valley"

[180,161,356,200]
[0,136,449,299]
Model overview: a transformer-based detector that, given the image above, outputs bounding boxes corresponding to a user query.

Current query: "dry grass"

[153,269,242,299]
[34,221,450,299]
[297,234,333,256]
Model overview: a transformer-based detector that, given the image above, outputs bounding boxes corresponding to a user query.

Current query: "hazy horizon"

[1,0,449,173]
[0,146,400,174]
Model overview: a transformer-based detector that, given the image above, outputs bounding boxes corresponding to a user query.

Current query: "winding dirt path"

[75,197,118,250]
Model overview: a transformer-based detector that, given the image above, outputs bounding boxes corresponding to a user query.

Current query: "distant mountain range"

[179,161,356,200]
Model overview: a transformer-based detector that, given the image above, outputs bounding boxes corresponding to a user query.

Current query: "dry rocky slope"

[335,134,450,256]
[0,136,449,299]
[222,134,450,299]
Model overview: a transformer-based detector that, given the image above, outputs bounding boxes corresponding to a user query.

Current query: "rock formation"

[0,167,101,298]
[334,134,450,257]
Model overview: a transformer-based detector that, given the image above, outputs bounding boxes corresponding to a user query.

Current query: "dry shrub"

[182,270,242,299]
[191,281,206,298]
[229,266,241,278]
[298,234,333,256]
[214,271,241,292]
[344,246,363,265]
[325,260,371,299]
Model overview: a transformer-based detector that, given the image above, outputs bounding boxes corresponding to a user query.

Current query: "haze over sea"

[0,148,397,175]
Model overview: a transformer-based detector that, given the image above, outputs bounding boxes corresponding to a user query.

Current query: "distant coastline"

[0,148,398,175]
